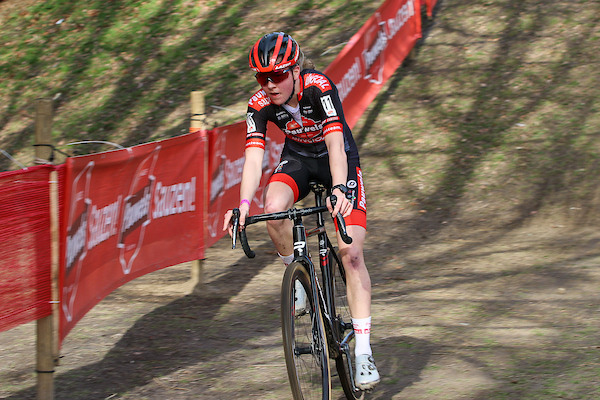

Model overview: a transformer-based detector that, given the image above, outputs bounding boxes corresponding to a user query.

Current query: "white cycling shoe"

[355,354,380,390]
[295,280,307,315]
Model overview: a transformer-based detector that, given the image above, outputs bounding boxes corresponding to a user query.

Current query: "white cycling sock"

[278,252,294,267]
[352,316,373,357]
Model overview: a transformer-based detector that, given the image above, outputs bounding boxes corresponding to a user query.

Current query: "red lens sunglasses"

[255,69,291,86]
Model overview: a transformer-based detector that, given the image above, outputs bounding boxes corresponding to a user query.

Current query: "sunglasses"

[255,69,291,86]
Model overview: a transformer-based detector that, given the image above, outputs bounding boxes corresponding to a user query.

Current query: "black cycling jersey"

[245,69,360,160]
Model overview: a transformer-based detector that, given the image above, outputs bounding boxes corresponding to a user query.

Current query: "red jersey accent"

[269,173,300,201]
[357,167,367,212]
[323,122,343,137]
[304,73,332,92]
[245,140,265,150]
[248,90,272,111]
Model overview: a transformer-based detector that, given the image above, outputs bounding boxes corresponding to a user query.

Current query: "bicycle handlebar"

[231,195,352,258]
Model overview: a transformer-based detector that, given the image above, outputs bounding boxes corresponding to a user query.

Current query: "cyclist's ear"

[293,64,301,79]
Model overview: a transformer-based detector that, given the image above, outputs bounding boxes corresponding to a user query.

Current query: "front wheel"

[331,250,365,400]
[281,261,332,400]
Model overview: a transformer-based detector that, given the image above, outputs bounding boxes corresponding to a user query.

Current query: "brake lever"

[330,195,353,244]
[231,208,240,249]
[231,208,256,258]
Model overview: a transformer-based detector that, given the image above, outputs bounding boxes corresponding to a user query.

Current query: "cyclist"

[223,31,380,390]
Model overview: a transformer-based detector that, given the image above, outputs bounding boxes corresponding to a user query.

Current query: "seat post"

[309,181,326,208]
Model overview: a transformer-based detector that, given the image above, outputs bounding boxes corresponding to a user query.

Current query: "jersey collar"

[297,72,305,102]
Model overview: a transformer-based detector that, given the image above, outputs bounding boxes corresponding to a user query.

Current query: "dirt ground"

[2,191,600,399]
[3,0,600,399]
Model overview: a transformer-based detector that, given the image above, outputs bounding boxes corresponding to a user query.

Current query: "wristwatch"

[331,184,349,195]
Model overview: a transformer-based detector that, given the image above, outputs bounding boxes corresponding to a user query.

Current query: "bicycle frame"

[306,187,358,392]
[303,184,345,359]
[232,182,361,397]
[235,185,343,348]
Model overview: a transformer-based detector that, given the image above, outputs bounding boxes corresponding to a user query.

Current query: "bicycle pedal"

[294,309,309,317]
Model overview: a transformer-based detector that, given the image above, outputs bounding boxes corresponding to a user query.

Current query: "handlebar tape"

[239,228,256,258]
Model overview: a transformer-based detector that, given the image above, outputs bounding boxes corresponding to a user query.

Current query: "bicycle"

[230,181,367,400]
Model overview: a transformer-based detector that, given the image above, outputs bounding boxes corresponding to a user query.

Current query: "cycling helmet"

[249,32,300,73]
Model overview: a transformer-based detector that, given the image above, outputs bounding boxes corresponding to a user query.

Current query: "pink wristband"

[239,199,250,207]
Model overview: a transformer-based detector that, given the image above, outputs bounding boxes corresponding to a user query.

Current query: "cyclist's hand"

[222,202,250,237]
[327,188,352,218]
[223,209,235,237]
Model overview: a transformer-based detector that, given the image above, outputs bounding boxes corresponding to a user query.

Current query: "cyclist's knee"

[264,192,293,214]
[264,197,291,232]
[264,199,287,214]
[340,246,364,271]
[264,182,294,213]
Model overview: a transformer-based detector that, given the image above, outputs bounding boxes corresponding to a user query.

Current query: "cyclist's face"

[260,66,299,106]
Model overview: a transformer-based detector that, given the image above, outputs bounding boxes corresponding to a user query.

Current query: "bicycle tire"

[331,250,366,400]
[281,261,332,400]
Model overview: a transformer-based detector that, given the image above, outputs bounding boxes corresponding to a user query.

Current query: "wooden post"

[36,317,54,400]
[34,99,56,400]
[190,91,207,294]
[49,169,60,362]
[34,99,54,164]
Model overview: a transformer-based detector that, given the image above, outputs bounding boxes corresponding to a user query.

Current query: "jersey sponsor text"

[304,73,332,92]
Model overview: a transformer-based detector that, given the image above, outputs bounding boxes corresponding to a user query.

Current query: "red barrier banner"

[0,165,56,333]
[60,132,205,340]
[204,121,284,249]
[324,0,422,129]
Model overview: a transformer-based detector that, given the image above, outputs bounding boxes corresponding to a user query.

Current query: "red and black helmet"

[249,32,300,73]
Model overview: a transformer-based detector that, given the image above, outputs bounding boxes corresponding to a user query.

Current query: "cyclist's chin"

[268,93,287,105]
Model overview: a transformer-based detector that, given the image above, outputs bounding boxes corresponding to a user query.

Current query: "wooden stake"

[36,317,54,400]
[190,91,206,294]
[34,99,54,164]
[49,169,60,363]
[190,91,207,131]
[35,99,55,400]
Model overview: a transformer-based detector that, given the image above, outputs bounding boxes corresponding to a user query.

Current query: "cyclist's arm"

[324,129,351,217]
[239,146,264,217]
[224,99,270,235]
[309,71,351,216]
[223,145,264,236]
[240,107,268,222]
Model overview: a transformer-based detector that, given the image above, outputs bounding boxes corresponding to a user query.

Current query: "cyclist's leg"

[336,226,370,320]
[264,154,312,258]
[334,158,380,389]
[331,242,366,399]
[337,226,380,390]
[334,161,372,321]
[263,181,295,256]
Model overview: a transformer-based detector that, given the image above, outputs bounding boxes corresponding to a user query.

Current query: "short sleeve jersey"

[245,69,359,159]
